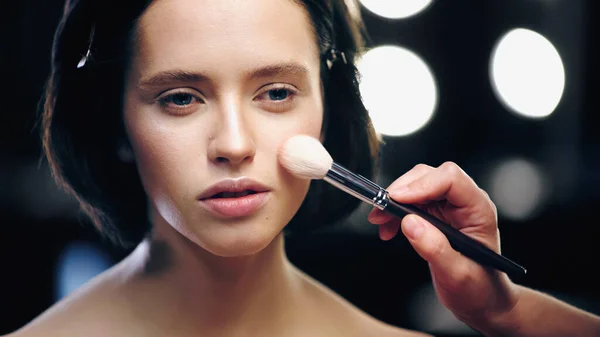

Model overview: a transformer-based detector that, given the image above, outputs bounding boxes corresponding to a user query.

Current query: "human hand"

[368,162,520,329]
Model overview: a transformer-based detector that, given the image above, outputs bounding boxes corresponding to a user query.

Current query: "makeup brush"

[279,135,527,279]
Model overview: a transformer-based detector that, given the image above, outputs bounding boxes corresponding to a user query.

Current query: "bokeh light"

[409,283,478,335]
[490,28,565,118]
[359,0,433,19]
[357,45,438,137]
[487,158,549,221]
[55,241,112,301]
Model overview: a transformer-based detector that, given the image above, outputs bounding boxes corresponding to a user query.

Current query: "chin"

[190,221,284,258]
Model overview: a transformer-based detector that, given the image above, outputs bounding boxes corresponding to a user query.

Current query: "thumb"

[401,214,471,283]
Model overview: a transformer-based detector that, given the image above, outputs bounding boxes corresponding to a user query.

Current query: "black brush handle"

[385,198,527,279]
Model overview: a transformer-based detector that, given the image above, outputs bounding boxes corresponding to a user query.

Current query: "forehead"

[132,0,319,76]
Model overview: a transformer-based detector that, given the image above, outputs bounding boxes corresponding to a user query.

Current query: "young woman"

[7,0,600,336]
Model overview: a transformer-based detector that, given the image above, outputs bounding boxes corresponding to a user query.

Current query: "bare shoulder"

[5,264,140,337]
[298,270,432,337]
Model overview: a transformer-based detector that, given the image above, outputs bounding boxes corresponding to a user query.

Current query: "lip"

[197,178,271,218]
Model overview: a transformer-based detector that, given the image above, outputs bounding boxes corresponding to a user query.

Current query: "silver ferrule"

[324,162,390,210]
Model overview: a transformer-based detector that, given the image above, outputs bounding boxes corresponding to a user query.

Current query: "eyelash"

[157,89,203,115]
[156,84,298,115]
[255,84,298,113]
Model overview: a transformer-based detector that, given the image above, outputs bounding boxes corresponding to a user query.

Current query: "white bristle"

[278,135,333,180]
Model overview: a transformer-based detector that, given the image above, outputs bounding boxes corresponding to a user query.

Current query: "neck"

[125,213,303,335]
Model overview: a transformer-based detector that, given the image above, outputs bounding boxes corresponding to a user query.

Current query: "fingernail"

[403,216,424,240]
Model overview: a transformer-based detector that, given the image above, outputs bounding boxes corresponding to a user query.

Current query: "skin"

[125,0,323,259]
[6,0,600,336]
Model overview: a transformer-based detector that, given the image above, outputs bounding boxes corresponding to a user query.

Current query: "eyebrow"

[138,62,310,90]
[244,62,309,81]
[138,70,209,90]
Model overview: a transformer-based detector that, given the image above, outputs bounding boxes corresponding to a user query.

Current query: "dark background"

[1,1,599,336]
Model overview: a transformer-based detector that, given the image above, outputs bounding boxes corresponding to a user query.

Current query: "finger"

[368,201,432,224]
[401,214,471,281]
[368,203,433,225]
[386,163,434,193]
[390,161,481,209]
[368,208,393,224]
[368,164,434,223]
[379,219,400,241]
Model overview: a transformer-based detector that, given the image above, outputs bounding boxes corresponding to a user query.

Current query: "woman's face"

[123,0,324,256]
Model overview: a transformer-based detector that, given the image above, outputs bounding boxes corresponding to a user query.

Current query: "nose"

[207,100,256,166]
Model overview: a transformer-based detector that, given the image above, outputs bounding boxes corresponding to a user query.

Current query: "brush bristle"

[278,135,333,180]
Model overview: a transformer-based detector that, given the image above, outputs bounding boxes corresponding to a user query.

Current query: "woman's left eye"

[255,85,297,112]
[256,85,296,102]
[267,88,290,101]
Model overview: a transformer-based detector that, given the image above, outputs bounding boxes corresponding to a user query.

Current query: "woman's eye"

[163,93,195,106]
[157,91,203,115]
[255,85,297,113]
[267,89,290,101]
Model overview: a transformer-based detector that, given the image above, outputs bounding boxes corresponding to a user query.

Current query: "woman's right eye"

[157,91,204,115]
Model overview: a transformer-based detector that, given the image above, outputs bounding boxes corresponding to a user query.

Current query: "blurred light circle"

[409,283,478,334]
[488,158,548,221]
[359,0,433,19]
[55,241,112,301]
[490,28,565,118]
[357,45,438,136]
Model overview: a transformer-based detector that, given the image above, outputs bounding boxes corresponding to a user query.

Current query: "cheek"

[124,111,206,199]
[269,100,324,146]
[269,106,323,205]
